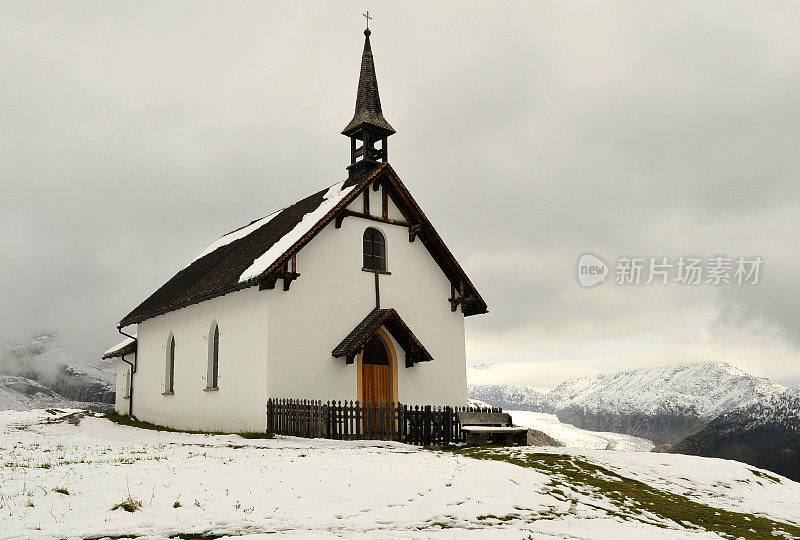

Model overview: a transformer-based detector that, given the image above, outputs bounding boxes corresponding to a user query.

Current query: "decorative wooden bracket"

[281,270,300,291]
[260,256,300,291]
[408,223,421,243]
[405,347,416,368]
[335,209,412,229]
[346,353,356,365]
[372,179,381,191]
[448,281,473,313]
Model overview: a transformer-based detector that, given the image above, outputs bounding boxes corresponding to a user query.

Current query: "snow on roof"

[239,181,351,282]
[103,335,136,358]
[119,171,369,327]
[190,209,283,266]
[117,162,488,327]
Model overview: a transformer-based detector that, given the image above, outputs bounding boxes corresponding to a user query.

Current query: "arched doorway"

[358,332,396,404]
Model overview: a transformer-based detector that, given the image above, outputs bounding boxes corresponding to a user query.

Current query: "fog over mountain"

[0,334,114,411]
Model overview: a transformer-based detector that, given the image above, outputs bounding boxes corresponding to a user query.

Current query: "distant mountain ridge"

[671,385,800,481]
[0,334,114,411]
[467,384,546,412]
[469,362,786,445]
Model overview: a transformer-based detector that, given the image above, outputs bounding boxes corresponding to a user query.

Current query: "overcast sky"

[2,2,799,390]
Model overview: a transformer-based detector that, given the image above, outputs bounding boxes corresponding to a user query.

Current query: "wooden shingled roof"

[332,308,433,367]
[341,29,395,137]
[119,163,487,327]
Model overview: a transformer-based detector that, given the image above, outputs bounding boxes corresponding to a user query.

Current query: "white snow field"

[508,410,655,451]
[2,410,799,539]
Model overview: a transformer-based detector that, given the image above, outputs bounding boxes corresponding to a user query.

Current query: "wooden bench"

[457,411,528,446]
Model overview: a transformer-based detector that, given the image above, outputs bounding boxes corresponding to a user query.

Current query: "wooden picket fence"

[266,398,502,446]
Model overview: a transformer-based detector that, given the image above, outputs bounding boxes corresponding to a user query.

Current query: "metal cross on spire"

[362,10,372,30]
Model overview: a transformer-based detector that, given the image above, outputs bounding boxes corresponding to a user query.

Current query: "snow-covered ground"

[1,409,798,539]
[509,410,654,451]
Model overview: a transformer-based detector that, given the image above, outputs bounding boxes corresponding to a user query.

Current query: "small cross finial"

[362,10,372,30]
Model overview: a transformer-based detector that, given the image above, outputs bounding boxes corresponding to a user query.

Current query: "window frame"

[164,333,175,395]
[362,227,387,272]
[206,321,220,390]
[123,365,131,399]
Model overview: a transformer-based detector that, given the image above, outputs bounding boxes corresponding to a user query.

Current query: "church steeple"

[343,28,395,178]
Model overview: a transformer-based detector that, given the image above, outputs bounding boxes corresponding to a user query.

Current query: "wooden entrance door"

[361,335,391,404]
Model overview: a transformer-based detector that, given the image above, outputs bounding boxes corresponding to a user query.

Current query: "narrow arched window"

[207,322,219,389]
[165,333,175,394]
[363,227,386,271]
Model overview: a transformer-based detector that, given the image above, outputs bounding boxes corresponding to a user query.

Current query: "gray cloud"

[2,2,799,388]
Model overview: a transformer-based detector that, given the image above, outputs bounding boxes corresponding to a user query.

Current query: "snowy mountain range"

[469,362,787,444]
[0,334,114,411]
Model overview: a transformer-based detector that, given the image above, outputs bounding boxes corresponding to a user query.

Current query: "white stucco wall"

[114,353,134,414]
[265,185,468,406]
[128,287,268,432]
[125,182,472,430]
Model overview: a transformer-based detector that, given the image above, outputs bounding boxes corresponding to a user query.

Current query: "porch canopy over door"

[332,307,434,368]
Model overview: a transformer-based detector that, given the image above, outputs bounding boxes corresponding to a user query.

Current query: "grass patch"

[169,534,224,539]
[446,447,800,540]
[238,431,274,439]
[750,469,782,483]
[111,496,142,512]
[104,413,273,439]
[477,513,521,522]
[52,487,70,496]
[173,500,182,508]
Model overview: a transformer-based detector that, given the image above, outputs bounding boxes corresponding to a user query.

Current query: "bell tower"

[342,28,395,178]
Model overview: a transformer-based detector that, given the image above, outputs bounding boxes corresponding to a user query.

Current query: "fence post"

[444,406,452,445]
[266,398,272,434]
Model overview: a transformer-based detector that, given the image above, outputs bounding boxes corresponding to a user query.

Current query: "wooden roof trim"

[258,163,487,316]
[382,311,434,363]
[120,161,487,326]
[379,168,488,316]
[256,164,388,284]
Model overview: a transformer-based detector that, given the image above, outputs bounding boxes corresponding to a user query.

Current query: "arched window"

[123,367,131,399]
[207,322,219,389]
[165,333,175,394]
[363,227,386,271]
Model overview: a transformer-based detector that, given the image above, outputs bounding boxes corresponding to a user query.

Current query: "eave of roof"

[103,336,136,359]
[332,308,433,364]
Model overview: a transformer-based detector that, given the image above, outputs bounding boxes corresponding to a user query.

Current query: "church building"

[103,28,488,432]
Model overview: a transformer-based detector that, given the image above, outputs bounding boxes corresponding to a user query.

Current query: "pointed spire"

[342,29,395,136]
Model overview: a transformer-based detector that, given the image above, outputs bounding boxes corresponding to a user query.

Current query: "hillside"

[0,375,79,410]
[671,385,800,482]
[469,362,785,444]
[3,409,800,539]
